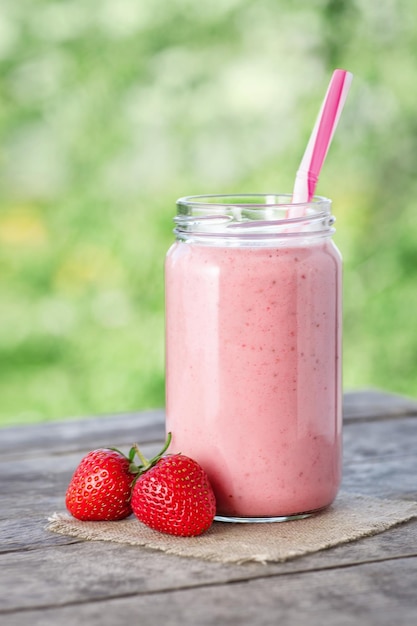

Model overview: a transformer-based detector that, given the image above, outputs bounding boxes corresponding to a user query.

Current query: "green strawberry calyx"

[106,446,141,475]
[132,431,172,475]
[108,432,173,487]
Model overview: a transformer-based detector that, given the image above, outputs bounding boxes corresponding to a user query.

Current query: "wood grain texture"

[342,389,417,421]
[0,409,166,458]
[1,390,417,625]
[3,557,417,626]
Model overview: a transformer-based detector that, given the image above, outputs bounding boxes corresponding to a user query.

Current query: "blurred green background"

[1,0,417,427]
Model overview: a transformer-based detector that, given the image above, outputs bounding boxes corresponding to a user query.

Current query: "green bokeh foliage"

[1,0,417,425]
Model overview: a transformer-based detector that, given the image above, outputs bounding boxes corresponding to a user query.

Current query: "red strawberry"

[65,448,136,521]
[131,434,216,536]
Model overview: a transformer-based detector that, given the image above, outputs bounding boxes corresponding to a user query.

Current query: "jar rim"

[177,193,331,210]
[174,193,334,244]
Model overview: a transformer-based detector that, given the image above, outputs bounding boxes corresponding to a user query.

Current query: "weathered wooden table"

[1,389,417,625]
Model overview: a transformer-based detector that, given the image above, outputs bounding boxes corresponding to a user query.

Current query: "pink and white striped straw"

[288,68,353,217]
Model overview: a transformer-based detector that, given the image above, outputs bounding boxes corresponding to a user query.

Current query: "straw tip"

[334,68,353,80]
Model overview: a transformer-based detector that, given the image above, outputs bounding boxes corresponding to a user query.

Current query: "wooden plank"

[2,392,417,623]
[2,390,417,459]
[343,389,417,422]
[2,555,417,626]
[1,417,417,520]
[0,517,81,552]
[0,442,164,524]
[2,418,417,531]
[343,416,417,461]
[2,446,417,554]
[0,409,166,458]
[1,516,417,613]
[1,417,417,609]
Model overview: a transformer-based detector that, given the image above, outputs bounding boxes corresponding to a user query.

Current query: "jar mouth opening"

[174,194,334,242]
[177,193,330,211]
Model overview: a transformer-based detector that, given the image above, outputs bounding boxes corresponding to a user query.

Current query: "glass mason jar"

[165,194,342,522]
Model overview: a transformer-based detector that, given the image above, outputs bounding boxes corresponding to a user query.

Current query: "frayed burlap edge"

[47,492,417,564]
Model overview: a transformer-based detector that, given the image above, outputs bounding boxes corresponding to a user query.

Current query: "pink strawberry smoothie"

[165,239,342,518]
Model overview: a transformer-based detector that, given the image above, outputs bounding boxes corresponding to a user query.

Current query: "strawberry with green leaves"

[65,433,217,536]
[65,447,138,521]
[131,433,216,537]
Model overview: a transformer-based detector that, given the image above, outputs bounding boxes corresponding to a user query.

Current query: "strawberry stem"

[133,443,148,467]
[148,431,172,464]
[133,432,172,472]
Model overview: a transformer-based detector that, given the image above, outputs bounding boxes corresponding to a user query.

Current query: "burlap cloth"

[47,492,417,564]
